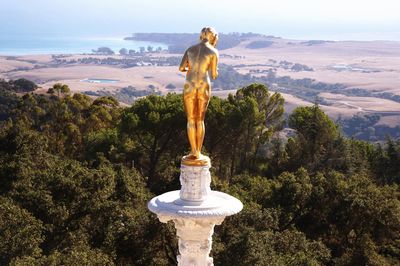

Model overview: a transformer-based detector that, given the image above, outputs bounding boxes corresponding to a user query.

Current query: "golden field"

[1,36,400,126]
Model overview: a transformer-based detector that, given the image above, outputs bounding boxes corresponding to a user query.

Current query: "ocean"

[0,35,167,55]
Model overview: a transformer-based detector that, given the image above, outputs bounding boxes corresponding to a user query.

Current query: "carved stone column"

[148,164,242,266]
[175,218,220,266]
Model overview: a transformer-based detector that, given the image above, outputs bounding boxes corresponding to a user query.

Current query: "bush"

[165,83,176,89]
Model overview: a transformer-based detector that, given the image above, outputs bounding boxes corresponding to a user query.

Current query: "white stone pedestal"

[148,164,243,266]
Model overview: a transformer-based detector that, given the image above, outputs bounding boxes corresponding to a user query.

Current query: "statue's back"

[184,42,217,83]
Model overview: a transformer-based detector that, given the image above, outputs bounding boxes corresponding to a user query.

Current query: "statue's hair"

[200,27,218,46]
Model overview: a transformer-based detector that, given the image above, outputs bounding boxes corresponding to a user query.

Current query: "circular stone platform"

[148,190,243,218]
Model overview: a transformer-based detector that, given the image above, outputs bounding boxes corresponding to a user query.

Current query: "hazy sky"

[1,0,399,40]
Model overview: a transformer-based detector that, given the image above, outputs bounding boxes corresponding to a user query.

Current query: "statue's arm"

[179,50,189,72]
[210,51,219,79]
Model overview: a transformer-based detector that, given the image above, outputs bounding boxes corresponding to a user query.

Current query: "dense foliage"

[0,78,37,93]
[338,114,400,141]
[0,82,399,265]
[211,65,399,142]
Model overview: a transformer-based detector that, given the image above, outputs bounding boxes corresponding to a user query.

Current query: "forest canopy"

[0,82,399,265]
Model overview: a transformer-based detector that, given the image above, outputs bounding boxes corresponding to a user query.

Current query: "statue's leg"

[183,83,197,157]
[195,83,210,157]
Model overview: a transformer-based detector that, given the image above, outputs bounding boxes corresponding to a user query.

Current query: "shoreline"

[3,34,400,56]
[0,36,167,56]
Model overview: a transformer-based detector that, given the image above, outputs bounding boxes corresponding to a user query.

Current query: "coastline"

[0,36,166,56]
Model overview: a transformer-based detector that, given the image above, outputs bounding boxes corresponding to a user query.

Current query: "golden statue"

[179,27,219,166]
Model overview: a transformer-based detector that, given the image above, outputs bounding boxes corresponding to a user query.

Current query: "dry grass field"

[224,38,400,93]
[1,36,400,128]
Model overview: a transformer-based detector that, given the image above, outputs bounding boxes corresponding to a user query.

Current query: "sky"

[1,0,399,40]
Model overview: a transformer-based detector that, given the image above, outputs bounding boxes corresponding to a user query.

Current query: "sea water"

[0,35,166,55]
[81,78,119,84]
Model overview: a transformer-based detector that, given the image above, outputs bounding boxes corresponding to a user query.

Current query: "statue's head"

[200,27,218,47]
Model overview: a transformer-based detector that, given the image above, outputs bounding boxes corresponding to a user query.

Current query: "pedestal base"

[148,190,243,266]
[148,163,242,265]
[179,164,211,203]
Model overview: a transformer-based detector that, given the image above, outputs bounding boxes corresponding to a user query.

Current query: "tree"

[139,47,146,53]
[47,87,55,94]
[85,97,121,133]
[93,96,120,108]
[11,78,38,92]
[119,93,186,192]
[48,83,70,98]
[128,49,136,55]
[0,197,44,265]
[212,172,331,266]
[92,47,115,55]
[287,104,339,171]
[119,48,128,55]
[165,83,176,90]
[0,115,165,264]
[61,84,70,95]
[371,139,400,184]
[205,83,284,176]
[147,45,154,52]
[289,105,338,146]
[2,82,400,265]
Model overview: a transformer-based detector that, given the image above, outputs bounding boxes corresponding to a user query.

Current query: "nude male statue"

[179,27,219,166]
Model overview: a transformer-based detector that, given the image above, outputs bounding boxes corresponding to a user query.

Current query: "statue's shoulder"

[187,43,201,52]
[202,43,218,56]
[183,45,196,56]
[210,46,218,56]
[205,46,218,59]
[186,43,218,57]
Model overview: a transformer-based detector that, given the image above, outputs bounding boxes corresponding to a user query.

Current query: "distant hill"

[125,32,269,53]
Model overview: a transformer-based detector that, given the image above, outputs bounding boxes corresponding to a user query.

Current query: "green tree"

[371,139,400,184]
[120,93,186,192]
[0,197,44,265]
[47,83,70,98]
[119,48,128,55]
[92,47,114,55]
[287,104,339,171]
[205,83,284,177]
[2,82,400,265]
[11,78,38,92]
